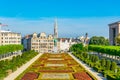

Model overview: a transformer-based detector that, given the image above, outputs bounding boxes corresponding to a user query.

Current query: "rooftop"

[108,21,120,26]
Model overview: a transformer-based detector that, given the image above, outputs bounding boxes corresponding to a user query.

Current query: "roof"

[1,30,11,32]
[108,21,120,26]
[1,30,21,34]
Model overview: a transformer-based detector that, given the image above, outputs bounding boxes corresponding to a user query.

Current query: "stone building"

[0,30,21,45]
[24,32,60,53]
[109,21,120,45]
[59,38,76,52]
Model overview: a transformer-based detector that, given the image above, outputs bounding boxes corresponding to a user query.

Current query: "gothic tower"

[54,19,58,38]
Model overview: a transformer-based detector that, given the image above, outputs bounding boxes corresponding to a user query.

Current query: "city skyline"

[0,0,120,38]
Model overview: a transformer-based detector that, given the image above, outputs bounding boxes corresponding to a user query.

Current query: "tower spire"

[54,18,58,38]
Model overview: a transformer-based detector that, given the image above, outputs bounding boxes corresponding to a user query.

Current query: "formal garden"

[70,43,120,80]
[1,42,120,80]
[16,53,95,80]
[0,50,38,80]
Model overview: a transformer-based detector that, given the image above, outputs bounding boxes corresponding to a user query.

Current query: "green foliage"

[88,45,120,56]
[69,43,84,53]
[89,54,92,60]
[72,51,120,79]
[0,50,38,79]
[89,36,109,45]
[72,44,120,79]
[94,56,99,63]
[115,33,120,46]
[111,62,117,71]
[93,66,102,72]
[101,58,106,67]
[82,52,88,58]
[107,74,116,80]
[106,60,111,70]
[91,55,95,62]
[0,44,23,55]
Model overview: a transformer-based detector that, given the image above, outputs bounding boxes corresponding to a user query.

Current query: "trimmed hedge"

[0,44,23,55]
[88,45,120,56]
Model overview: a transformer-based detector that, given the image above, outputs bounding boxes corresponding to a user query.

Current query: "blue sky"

[0,0,120,38]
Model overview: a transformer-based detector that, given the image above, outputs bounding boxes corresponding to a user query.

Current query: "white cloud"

[0,16,120,38]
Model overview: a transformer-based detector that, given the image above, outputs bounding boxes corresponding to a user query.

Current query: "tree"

[115,33,120,45]
[94,56,99,63]
[82,52,88,58]
[101,58,106,67]
[111,62,117,71]
[89,36,109,45]
[106,60,111,70]
[69,43,84,52]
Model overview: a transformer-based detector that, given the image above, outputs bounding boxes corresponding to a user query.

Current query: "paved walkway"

[4,53,43,80]
[69,53,107,80]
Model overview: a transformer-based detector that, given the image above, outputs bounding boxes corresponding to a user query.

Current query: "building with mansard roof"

[23,32,60,53]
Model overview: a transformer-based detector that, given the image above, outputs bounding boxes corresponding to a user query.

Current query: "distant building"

[22,19,78,53]
[22,19,61,53]
[22,35,31,51]
[79,36,85,43]
[109,21,120,45]
[59,38,75,51]
[84,33,90,46]
[76,33,90,46]
[54,19,58,38]
[0,30,21,45]
[23,32,60,53]
[53,19,59,53]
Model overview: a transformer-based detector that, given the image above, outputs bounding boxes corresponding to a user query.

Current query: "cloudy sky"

[0,0,120,38]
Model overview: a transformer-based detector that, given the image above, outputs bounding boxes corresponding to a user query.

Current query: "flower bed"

[32,64,44,67]
[16,53,94,80]
[38,67,74,73]
[67,64,79,67]
[44,60,67,63]
[46,64,65,67]
[21,72,38,80]
[73,72,92,80]
[38,73,73,79]
[48,58,64,60]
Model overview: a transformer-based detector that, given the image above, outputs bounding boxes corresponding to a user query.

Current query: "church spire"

[54,18,58,38]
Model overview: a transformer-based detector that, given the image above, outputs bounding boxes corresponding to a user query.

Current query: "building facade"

[24,32,60,53]
[59,38,76,52]
[109,21,120,45]
[54,19,58,38]
[0,30,21,45]
[22,19,60,53]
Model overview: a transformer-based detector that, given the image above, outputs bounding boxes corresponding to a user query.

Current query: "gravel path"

[69,53,107,80]
[4,53,43,80]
